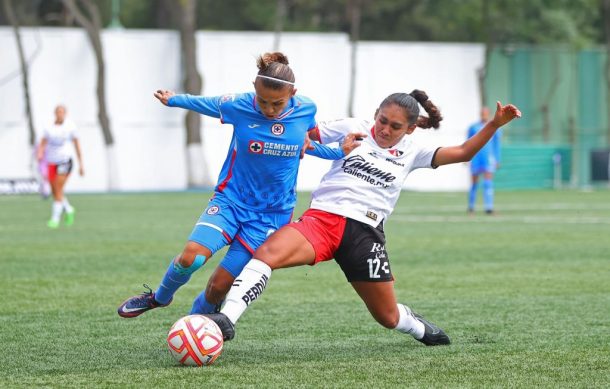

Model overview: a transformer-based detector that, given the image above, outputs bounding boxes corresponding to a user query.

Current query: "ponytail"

[379,90,443,129]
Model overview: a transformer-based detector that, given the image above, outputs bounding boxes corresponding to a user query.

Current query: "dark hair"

[255,52,295,90]
[379,90,443,129]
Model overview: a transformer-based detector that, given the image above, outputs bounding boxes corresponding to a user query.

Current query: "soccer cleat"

[64,209,76,226]
[203,313,235,341]
[47,219,60,229]
[117,284,171,318]
[412,311,451,346]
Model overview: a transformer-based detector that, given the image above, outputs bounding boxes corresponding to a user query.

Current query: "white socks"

[394,304,425,339]
[221,261,425,341]
[51,198,73,222]
[51,201,63,222]
[221,259,272,324]
[62,198,74,213]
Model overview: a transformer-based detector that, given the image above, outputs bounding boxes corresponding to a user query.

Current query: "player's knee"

[178,243,210,268]
[252,243,281,268]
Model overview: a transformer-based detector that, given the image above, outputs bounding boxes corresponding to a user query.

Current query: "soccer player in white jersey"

[37,105,84,228]
[202,90,521,345]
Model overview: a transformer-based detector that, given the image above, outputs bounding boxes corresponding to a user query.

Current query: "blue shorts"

[470,158,496,175]
[188,194,293,277]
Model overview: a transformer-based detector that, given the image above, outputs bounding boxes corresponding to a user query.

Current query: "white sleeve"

[67,119,78,139]
[42,125,50,140]
[411,146,441,171]
[316,118,365,144]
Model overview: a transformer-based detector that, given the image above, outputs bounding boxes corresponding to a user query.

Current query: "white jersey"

[42,119,78,164]
[312,118,439,227]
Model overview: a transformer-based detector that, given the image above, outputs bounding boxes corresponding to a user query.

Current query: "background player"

[467,107,502,214]
[118,52,357,318]
[201,91,521,346]
[37,105,84,228]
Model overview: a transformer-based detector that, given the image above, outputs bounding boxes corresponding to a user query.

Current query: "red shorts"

[288,209,347,264]
[47,159,73,182]
[289,208,392,282]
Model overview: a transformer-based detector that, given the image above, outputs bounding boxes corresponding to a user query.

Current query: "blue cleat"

[117,284,171,318]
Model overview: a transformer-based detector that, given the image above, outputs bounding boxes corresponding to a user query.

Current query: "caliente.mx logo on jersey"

[342,155,396,187]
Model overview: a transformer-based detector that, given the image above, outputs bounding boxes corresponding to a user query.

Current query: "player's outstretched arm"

[433,101,521,167]
[154,89,176,106]
[303,132,366,160]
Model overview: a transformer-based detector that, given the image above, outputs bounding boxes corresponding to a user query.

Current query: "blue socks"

[155,255,206,305]
[190,290,221,314]
[483,178,494,212]
[468,182,479,211]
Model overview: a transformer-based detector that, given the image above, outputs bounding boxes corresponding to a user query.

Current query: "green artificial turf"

[1,190,608,388]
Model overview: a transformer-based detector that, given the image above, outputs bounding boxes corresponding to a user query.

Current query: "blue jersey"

[170,92,330,211]
[467,121,501,173]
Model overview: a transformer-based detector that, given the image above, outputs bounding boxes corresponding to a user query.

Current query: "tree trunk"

[477,0,491,109]
[62,0,118,189]
[3,0,36,147]
[178,0,212,187]
[603,0,610,146]
[541,54,560,143]
[273,0,288,51]
[347,0,361,117]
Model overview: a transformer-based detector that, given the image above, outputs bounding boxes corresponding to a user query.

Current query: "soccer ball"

[167,315,224,366]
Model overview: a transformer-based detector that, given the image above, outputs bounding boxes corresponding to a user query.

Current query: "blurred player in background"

[34,140,51,199]
[467,107,502,214]
[118,52,359,319]
[37,105,84,228]
[202,92,521,346]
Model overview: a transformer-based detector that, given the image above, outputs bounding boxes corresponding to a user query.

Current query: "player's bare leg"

[351,280,450,346]
[47,174,68,228]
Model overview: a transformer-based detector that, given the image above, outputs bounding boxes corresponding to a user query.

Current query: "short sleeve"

[316,118,366,144]
[412,146,441,170]
[67,119,78,139]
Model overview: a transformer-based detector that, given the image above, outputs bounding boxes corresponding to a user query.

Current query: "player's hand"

[300,135,314,159]
[79,166,84,176]
[491,101,521,128]
[341,132,367,155]
[154,89,176,106]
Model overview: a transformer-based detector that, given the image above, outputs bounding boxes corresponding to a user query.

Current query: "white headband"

[256,75,295,86]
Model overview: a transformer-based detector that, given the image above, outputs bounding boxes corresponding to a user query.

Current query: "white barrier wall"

[0,28,484,192]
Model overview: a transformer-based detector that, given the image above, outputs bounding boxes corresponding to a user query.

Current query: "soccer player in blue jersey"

[467,107,502,214]
[118,52,359,318]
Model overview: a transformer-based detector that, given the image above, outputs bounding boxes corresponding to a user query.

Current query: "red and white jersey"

[311,118,439,227]
[42,119,78,164]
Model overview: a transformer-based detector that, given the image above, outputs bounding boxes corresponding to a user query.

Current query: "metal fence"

[486,45,608,188]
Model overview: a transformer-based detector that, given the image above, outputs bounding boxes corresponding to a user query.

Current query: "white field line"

[389,214,610,224]
[393,202,610,212]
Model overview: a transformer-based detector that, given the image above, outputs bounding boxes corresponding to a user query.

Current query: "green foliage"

[4,0,606,44]
[1,190,609,387]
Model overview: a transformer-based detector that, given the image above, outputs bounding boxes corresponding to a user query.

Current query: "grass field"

[1,190,609,388]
